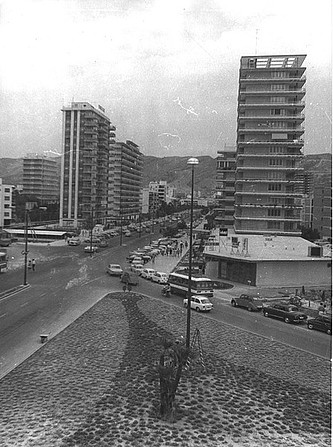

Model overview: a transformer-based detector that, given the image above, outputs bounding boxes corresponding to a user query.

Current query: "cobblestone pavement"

[0,292,331,447]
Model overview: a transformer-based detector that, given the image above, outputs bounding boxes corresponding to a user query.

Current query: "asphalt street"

[0,230,331,380]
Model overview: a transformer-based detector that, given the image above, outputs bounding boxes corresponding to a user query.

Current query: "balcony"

[239,76,306,84]
[238,127,304,134]
[238,115,305,122]
[238,140,304,146]
[239,88,306,96]
[235,191,304,197]
[236,153,303,159]
[238,101,305,108]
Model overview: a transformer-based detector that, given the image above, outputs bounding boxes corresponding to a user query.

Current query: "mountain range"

[0,153,331,197]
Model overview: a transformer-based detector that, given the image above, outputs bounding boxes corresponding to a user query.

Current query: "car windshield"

[201,298,211,304]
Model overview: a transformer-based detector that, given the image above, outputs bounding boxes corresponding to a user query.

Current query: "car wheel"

[247,307,253,312]
[264,311,269,317]
[195,307,200,312]
[308,324,313,330]
[284,317,290,323]
[231,300,237,307]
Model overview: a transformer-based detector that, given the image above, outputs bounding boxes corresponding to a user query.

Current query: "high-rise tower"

[59,102,115,227]
[235,55,306,235]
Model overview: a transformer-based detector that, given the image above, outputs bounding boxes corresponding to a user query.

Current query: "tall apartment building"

[214,146,236,228]
[234,54,306,235]
[108,140,143,224]
[313,184,332,239]
[59,102,116,227]
[0,179,15,227]
[23,154,59,203]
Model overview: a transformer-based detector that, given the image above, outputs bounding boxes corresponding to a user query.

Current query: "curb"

[0,284,30,300]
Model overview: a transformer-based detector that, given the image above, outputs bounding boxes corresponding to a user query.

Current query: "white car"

[106,264,123,276]
[131,264,144,274]
[151,272,168,284]
[141,268,156,280]
[183,295,213,312]
[84,245,99,253]
[68,238,81,246]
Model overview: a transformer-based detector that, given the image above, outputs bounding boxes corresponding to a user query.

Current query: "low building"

[204,230,332,288]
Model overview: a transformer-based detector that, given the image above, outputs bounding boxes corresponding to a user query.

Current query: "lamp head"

[187,157,199,166]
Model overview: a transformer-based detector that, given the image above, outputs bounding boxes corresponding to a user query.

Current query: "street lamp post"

[186,157,199,350]
[23,209,29,286]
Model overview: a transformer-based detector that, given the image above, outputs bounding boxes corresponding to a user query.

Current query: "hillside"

[0,153,331,195]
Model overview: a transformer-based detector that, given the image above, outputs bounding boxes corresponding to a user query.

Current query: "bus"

[168,272,214,297]
[0,249,8,273]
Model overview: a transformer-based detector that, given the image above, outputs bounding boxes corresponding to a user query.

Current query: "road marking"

[0,313,7,318]
[20,302,29,307]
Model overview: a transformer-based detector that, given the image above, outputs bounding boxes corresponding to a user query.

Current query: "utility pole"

[23,209,29,286]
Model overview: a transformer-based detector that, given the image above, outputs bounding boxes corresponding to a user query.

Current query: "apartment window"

[269,146,284,154]
[268,172,283,180]
[271,84,286,91]
[269,159,283,166]
[272,71,286,78]
[267,221,280,229]
[271,97,285,103]
[4,212,10,217]
[268,208,281,217]
[4,195,10,201]
[268,183,282,191]
[271,109,286,116]
[4,188,10,192]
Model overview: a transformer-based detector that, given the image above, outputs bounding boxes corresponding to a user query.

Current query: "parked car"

[106,264,123,276]
[121,271,139,286]
[263,303,307,324]
[141,268,156,280]
[124,230,131,237]
[183,295,213,312]
[98,239,108,248]
[151,272,168,284]
[84,245,99,253]
[231,294,265,311]
[131,264,145,275]
[68,238,81,246]
[307,315,332,335]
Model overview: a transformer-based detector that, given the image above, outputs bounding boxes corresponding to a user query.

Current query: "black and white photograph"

[0,0,331,446]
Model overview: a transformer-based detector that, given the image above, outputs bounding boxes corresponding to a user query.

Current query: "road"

[0,229,331,379]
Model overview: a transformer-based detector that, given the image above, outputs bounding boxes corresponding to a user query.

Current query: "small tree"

[158,338,189,422]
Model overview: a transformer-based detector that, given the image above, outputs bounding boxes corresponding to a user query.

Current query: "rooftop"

[204,231,332,262]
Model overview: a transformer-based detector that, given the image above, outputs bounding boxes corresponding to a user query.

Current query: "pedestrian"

[31,259,36,271]
[185,241,188,249]
[122,283,127,293]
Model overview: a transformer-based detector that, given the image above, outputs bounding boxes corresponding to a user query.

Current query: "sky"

[0,0,331,159]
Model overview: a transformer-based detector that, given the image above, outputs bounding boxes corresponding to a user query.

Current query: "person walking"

[31,259,36,271]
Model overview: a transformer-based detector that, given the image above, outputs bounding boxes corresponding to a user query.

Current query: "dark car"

[307,315,332,335]
[263,303,307,324]
[231,294,265,311]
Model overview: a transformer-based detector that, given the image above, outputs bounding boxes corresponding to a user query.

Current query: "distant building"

[23,154,59,203]
[0,179,15,227]
[235,54,306,236]
[59,102,115,227]
[313,184,332,239]
[108,140,143,224]
[214,146,236,228]
[204,229,331,287]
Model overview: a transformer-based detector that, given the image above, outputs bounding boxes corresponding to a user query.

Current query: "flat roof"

[204,232,332,262]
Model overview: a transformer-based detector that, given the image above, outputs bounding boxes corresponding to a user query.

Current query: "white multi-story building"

[235,54,306,236]
[0,179,15,228]
[59,102,116,227]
